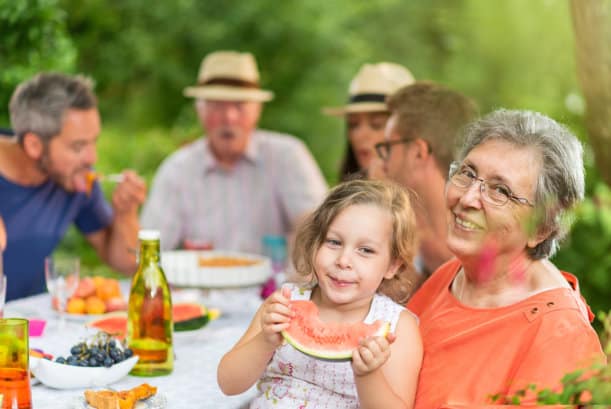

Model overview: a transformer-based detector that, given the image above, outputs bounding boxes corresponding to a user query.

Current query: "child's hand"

[260,286,293,348]
[351,333,396,377]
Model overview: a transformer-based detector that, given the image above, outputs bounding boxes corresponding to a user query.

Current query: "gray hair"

[9,73,97,143]
[456,109,584,259]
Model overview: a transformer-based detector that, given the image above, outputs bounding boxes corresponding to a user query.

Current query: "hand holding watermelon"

[351,333,395,376]
[260,286,293,348]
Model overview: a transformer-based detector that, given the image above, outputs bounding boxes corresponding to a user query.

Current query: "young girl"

[217,179,423,408]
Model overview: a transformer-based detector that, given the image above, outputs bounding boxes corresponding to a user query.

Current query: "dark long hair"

[339,139,362,181]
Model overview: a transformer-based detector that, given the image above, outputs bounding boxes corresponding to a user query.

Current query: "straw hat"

[183,51,274,102]
[323,62,415,116]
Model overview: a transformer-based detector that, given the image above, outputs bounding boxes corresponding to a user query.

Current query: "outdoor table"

[3,285,261,408]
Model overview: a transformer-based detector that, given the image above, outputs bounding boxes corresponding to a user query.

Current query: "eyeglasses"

[374,138,413,161]
[448,162,535,207]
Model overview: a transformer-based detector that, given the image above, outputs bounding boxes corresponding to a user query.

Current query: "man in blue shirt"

[0,73,146,301]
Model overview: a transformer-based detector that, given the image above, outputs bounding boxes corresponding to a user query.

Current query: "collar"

[202,133,260,173]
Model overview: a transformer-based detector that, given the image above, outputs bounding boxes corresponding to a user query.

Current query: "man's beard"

[37,147,73,191]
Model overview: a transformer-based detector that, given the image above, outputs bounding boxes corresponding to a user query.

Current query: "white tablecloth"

[3,286,262,408]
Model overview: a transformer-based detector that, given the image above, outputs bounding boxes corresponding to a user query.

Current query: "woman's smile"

[453,213,484,231]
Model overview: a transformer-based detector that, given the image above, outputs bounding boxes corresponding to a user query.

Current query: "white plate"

[162,250,271,288]
[72,393,166,409]
[30,355,138,389]
[63,311,124,322]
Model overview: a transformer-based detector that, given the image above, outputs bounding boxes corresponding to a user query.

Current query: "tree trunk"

[570,0,611,186]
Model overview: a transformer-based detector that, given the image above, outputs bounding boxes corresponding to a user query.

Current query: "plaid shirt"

[140,129,327,253]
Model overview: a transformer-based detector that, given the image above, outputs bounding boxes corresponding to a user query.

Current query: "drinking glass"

[0,318,32,409]
[44,256,80,329]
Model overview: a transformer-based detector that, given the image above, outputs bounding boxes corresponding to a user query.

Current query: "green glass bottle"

[128,230,173,376]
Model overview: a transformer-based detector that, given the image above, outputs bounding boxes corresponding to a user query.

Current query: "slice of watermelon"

[86,312,128,339]
[173,302,209,332]
[281,300,390,360]
[86,303,218,336]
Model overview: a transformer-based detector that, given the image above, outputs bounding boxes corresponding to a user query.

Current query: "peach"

[74,277,96,298]
[67,297,86,314]
[105,296,128,312]
[96,278,122,301]
[85,296,106,315]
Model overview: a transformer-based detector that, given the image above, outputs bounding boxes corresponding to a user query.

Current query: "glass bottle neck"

[138,240,161,265]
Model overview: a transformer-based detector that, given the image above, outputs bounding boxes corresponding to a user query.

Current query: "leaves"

[0,0,76,125]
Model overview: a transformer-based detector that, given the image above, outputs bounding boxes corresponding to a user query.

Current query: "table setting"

[0,247,273,409]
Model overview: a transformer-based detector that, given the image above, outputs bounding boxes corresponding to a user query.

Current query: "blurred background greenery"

[1,0,609,318]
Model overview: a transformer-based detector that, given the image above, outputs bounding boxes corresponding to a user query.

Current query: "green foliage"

[1,1,610,313]
[0,0,76,125]
[553,180,611,324]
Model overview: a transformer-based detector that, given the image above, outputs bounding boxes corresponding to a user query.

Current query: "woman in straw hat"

[324,62,414,181]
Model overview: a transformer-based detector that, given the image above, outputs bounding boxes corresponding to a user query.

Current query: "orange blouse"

[408,259,605,408]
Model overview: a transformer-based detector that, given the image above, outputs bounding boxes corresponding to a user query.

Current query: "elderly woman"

[324,62,414,181]
[407,109,605,408]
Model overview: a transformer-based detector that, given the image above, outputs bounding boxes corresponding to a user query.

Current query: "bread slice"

[84,383,157,409]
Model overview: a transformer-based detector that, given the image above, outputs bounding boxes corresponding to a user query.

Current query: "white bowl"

[162,250,271,288]
[30,355,138,389]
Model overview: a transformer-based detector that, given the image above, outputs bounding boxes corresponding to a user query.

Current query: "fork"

[91,172,125,183]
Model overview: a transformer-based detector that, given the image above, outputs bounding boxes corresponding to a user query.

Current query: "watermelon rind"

[173,302,210,331]
[281,321,390,361]
[174,314,210,331]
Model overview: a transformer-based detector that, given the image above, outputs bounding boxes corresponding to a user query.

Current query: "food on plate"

[87,302,220,337]
[198,256,261,267]
[87,313,129,340]
[55,276,127,315]
[66,297,86,314]
[173,303,209,332]
[84,383,157,409]
[53,332,133,368]
[85,296,106,315]
[281,300,390,360]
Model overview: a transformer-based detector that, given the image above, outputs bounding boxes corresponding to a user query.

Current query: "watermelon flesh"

[281,300,390,360]
[87,302,214,337]
[86,313,129,339]
[173,303,206,322]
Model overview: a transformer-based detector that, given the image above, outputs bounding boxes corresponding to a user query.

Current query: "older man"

[377,81,478,276]
[141,51,327,253]
[0,73,146,301]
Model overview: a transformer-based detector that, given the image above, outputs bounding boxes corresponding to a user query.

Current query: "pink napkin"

[29,319,46,337]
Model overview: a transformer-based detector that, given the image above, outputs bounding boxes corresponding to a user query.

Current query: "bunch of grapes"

[54,332,134,368]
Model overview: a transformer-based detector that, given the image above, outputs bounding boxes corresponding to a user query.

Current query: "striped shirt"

[140,129,327,253]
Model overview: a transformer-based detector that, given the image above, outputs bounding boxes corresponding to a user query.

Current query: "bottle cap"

[139,229,161,240]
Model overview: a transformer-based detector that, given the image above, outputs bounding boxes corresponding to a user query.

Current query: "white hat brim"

[322,102,389,117]
[183,85,274,102]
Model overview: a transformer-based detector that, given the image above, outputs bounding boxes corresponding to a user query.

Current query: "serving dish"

[30,355,139,389]
[161,250,271,288]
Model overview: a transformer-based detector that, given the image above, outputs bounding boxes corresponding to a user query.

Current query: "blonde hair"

[292,179,418,304]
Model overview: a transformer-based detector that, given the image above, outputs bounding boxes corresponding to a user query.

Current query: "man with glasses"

[377,81,478,276]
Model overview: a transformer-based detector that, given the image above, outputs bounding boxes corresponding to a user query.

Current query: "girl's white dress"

[250,285,406,408]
